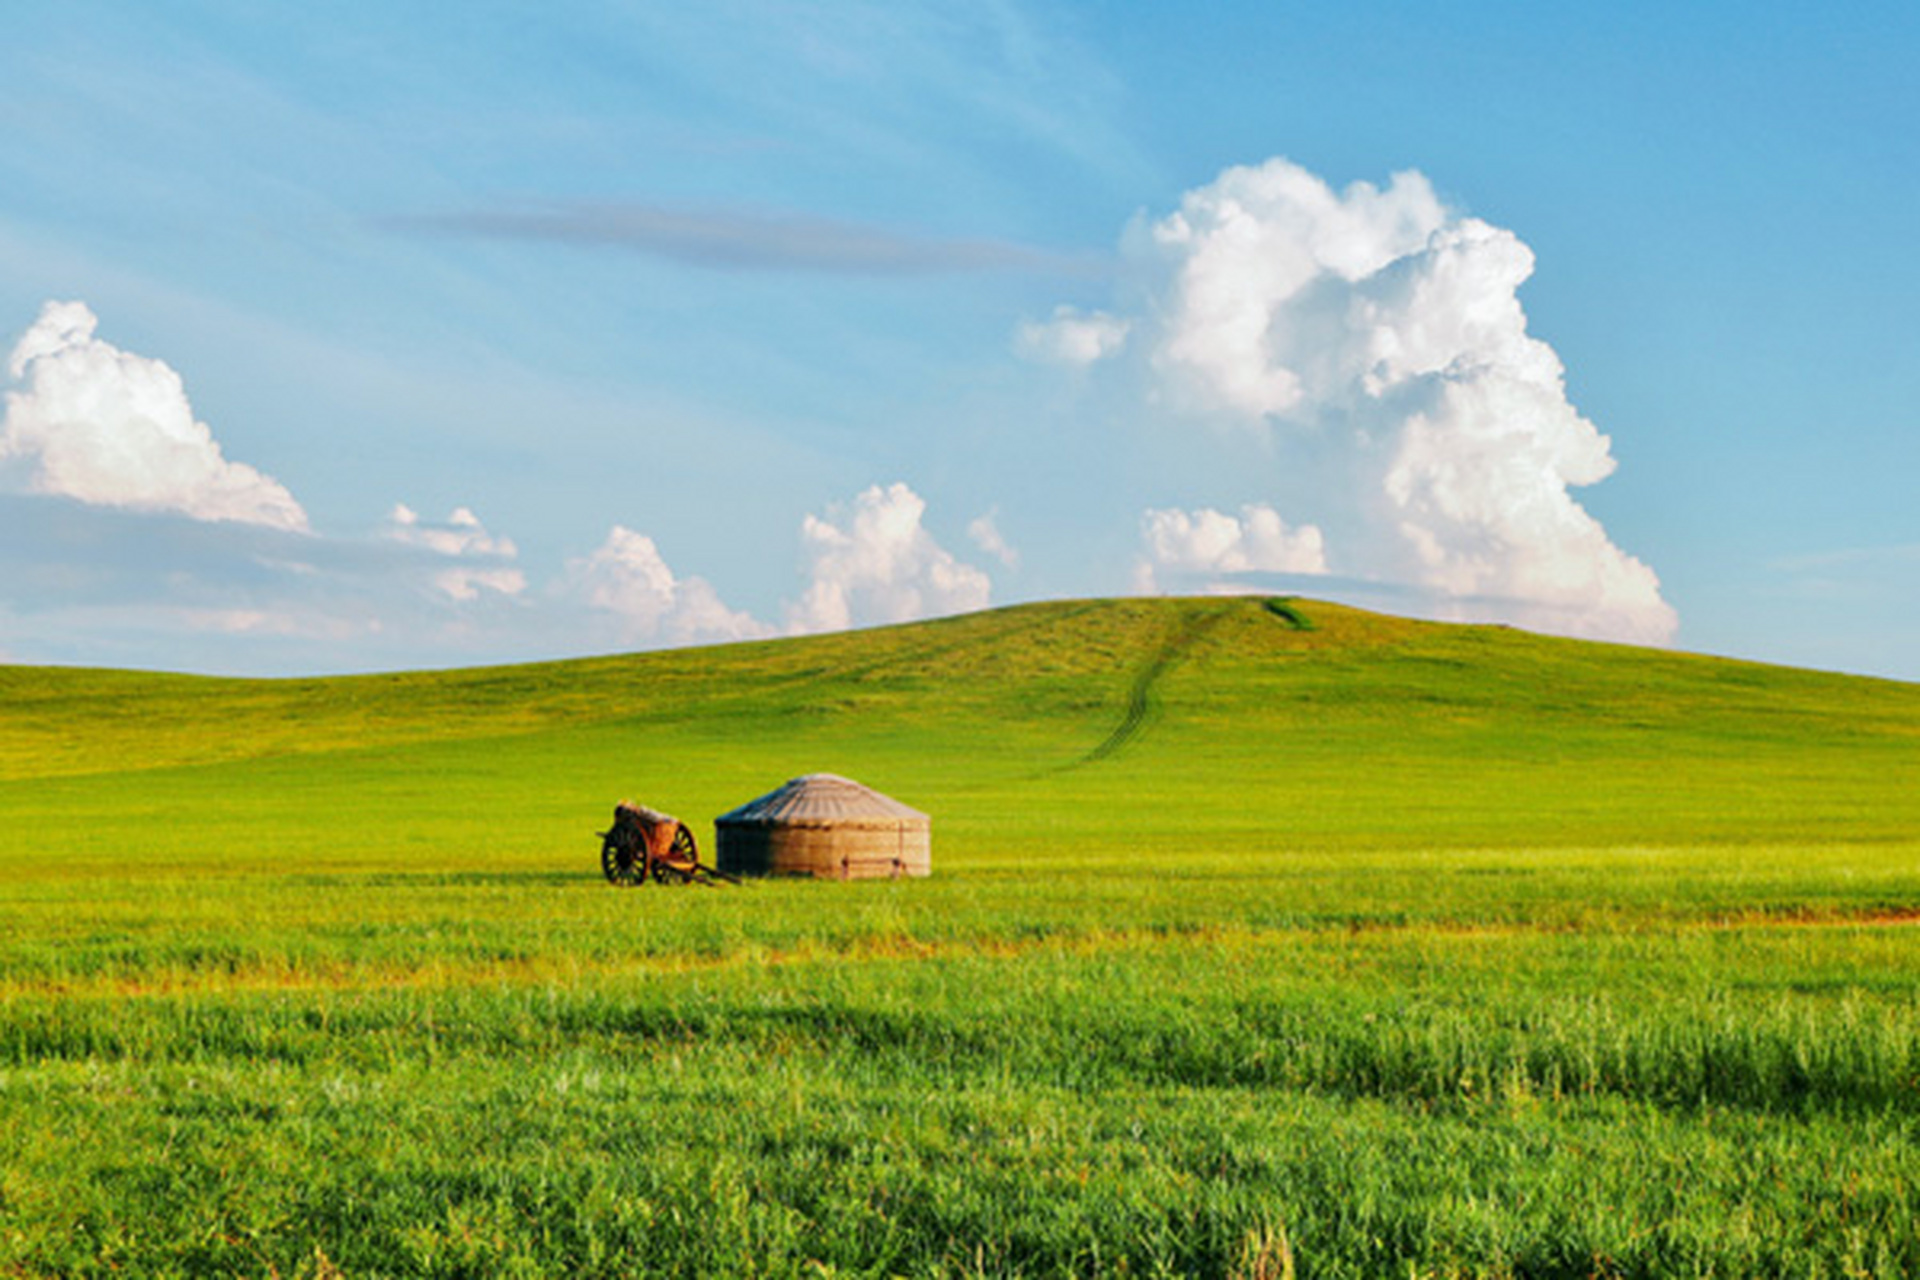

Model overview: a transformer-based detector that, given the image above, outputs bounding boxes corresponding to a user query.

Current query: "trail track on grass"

[1080,607,1233,766]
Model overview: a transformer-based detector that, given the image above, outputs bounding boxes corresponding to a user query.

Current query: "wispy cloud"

[1014,304,1130,365]
[384,504,527,602]
[967,509,1020,569]
[1766,543,1920,616]
[1773,544,1920,576]
[398,202,1101,277]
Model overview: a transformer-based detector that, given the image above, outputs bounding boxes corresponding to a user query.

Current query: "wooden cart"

[598,802,734,886]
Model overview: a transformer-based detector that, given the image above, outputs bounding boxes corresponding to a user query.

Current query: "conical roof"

[715,773,928,828]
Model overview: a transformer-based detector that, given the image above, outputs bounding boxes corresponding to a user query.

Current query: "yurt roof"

[716,773,928,828]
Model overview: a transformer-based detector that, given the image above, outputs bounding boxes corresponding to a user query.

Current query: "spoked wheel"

[670,826,698,864]
[652,827,700,885]
[601,835,647,886]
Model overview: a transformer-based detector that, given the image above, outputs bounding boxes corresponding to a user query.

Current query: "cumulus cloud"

[1014,305,1131,366]
[384,503,526,601]
[566,525,771,647]
[788,482,992,634]
[3,300,308,531]
[1042,158,1677,646]
[1134,504,1326,593]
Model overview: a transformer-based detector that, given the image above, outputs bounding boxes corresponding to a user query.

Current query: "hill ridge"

[2,597,1916,792]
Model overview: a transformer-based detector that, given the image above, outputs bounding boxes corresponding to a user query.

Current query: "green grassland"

[2,597,1917,1277]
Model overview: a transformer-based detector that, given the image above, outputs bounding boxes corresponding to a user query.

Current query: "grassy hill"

[3,597,1918,1276]
[6,594,1914,860]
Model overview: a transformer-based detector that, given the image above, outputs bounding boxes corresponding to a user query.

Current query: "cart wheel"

[602,836,646,886]
[661,826,699,885]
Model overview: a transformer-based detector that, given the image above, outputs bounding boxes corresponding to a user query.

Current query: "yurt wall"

[721,822,929,880]
[715,773,931,880]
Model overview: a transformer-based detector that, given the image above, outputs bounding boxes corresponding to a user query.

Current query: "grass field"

[2,597,1918,1277]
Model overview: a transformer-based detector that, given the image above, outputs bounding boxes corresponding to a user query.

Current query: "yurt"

[715,773,930,880]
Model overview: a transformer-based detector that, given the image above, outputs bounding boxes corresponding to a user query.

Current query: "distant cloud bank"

[1026,157,1677,646]
[1,298,1001,669]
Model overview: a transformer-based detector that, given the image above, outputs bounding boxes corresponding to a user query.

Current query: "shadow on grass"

[281,870,589,889]
[1265,597,1315,630]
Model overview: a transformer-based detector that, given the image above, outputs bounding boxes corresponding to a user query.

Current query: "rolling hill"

[3,595,1915,873]
[3,597,1918,1276]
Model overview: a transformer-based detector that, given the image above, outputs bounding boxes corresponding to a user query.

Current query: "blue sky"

[2,1,1915,679]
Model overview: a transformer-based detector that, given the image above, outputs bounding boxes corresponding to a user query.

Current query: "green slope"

[4,598,1920,1277]
[3,595,1915,867]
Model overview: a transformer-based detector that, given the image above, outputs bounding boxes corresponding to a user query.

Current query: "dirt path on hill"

[1079,607,1232,766]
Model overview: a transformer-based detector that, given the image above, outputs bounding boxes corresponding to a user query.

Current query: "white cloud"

[387,503,516,558]
[1143,162,1449,418]
[566,525,771,646]
[1014,305,1131,366]
[787,482,992,633]
[1135,504,1326,592]
[1043,158,1678,646]
[384,503,526,601]
[2,300,309,531]
[967,509,1020,569]
[431,567,527,603]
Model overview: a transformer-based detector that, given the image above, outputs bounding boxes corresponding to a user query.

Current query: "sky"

[2,1,1916,680]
